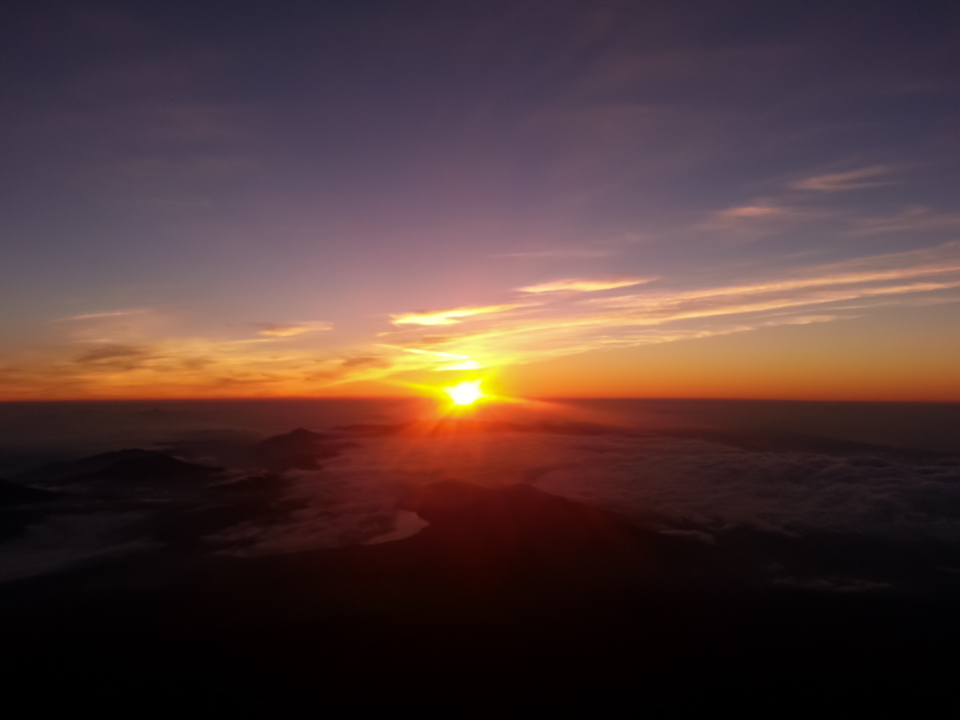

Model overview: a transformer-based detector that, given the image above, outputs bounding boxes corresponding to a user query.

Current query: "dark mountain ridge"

[2,479,956,710]
[0,478,55,507]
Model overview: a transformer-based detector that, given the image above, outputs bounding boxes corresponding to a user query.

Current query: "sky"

[1,0,959,401]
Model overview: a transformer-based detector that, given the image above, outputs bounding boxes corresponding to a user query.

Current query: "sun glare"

[443,380,485,406]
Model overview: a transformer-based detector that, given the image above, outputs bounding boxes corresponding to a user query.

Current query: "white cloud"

[202,429,960,558]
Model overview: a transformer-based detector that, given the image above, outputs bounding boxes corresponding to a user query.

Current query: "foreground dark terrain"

[2,415,960,710]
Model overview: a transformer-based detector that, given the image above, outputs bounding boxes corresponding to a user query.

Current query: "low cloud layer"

[198,428,960,572]
[3,401,959,589]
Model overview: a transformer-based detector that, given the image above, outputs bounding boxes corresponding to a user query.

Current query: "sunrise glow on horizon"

[2,2,959,404]
[7,5,960,709]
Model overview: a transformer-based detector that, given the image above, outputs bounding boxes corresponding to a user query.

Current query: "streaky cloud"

[589,261,960,309]
[390,303,529,326]
[494,248,616,259]
[256,321,333,337]
[384,243,960,370]
[518,276,657,293]
[5,244,960,399]
[716,205,785,219]
[791,165,892,192]
[56,309,152,322]
[844,206,960,236]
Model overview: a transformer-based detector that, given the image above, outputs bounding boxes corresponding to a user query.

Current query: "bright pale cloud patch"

[390,304,526,326]
[517,276,657,294]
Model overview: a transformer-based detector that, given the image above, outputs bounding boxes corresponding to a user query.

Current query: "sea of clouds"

[3,400,960,585]
[206,430,960,556]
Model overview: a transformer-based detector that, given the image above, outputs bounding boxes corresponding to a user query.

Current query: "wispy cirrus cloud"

[255,321,333,337]
[715,205,785,219]
[6,245,960,399]
[493,247,617,259]
[791,165,893,192]
[590,261,960,309]
[518,276,656,294]
[56,309,151,322]
[701,200,834,236]
[389,303,529,327]
[844,206,960,236]
[708,201,960,241]
[380,243,960,370]
[702,166,960,242]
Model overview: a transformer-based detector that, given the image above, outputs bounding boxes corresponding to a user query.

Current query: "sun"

[442,380,485,406]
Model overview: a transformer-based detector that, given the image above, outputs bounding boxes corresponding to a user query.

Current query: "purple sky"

[2,0,959,399]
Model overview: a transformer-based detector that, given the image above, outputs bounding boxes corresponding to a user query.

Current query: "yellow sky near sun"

[1,242,959,401]
[491,304,960,401]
